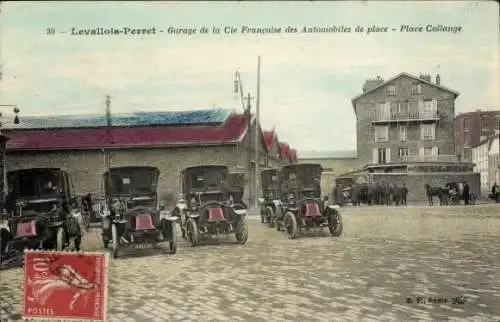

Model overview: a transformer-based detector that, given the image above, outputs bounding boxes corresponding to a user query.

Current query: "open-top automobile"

[259,168,282,227]
[100,166,178,258]
[0,168,85,266]
[276,163,343,239]
[173,165,248,246]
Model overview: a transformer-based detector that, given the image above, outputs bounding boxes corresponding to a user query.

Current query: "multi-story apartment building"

[345,72,480,201]
[471,131,500,196]
[455,110,500,162]
[352,72,461,171]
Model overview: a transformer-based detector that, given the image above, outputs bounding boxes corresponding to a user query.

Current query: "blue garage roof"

[2,108,233,129]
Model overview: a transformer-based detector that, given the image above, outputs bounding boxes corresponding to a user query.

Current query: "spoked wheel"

[328,211,343,237]
[284,212,298,239]
[56,227,66,251]
[266,207,275,228]
[82,212,91,233]
[111,223,119,259]
[0,229,12,255]
[186,218,199,247]
[235,219,248,244]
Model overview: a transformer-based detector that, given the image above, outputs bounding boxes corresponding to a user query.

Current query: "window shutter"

[386,148,391,163]
[372,148,378,164]
[418,100,424,114]
[386,102,391,117]
[432,146,438,156]
[384,126,389,141]
[432,99,438,112]
[420,125,424,140]
[432,124,436,140]
[374,127,378,142]
[419,147,424,156]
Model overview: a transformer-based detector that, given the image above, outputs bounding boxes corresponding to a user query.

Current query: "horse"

[424,184,447,206]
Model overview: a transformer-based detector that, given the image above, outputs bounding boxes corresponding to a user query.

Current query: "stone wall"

[370,172,480,201]
[6,146,240,206]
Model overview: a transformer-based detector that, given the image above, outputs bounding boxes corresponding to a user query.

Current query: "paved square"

[1,204,500,321]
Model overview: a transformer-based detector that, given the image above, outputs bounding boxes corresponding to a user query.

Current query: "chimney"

[362,76,385,93]
[436,73,441,85]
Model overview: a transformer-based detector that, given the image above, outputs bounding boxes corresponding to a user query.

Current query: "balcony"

[401,155,458,163]
[372,110,440,123]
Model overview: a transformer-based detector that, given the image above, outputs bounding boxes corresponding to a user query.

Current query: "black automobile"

[100,166,178,258]
[276,164,343,239]
[259,168,282,227]
[173,165,248,247]
[1,168,85,266]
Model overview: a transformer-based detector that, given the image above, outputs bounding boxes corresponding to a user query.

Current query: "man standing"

[393,184,401,206]
[491,182,499,203]
[350,184,357,206]
[367,183,374,206]
[463,181,470,206]
[401,183,409,206]
[384,182,391,206]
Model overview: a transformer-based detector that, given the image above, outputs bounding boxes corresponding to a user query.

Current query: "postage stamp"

[22,250,108,321]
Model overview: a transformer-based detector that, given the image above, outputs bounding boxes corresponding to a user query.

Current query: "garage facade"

[4,109,297,207]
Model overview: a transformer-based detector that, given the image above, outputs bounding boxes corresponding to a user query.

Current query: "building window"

[464,132,471,146]
[397,101,408,113]
[424,147,433,156]
[375,102,391,120]
[464,118,469,130]
[386,85,396,96]
[411,83,422,95]
[374,125,389,142]
[481,117,488,133]
[399,125,407,141]
[398,147,409,157]
[421,124,435,141]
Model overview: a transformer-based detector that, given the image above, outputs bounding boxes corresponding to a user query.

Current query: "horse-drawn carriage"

[100,166,178,258]
[259,168,281,227]
[425,182,477,206]
[275,164,343,239]
[0,168,85,266]
[173,165,248,246]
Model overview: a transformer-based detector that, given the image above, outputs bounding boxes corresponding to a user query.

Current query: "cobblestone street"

[1,204,500,322]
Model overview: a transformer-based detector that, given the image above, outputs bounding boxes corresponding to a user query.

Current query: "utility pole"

[254,56,261,209]
[105,95,112,171]
[245,93,254,207]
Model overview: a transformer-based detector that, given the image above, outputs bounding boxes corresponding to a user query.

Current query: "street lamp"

[233,72,248,113]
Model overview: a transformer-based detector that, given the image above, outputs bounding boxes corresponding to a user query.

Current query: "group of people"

[335,182,409,206]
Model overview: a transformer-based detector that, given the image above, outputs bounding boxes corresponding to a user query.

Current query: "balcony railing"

[373,110,439,122]
[401,155,458,163]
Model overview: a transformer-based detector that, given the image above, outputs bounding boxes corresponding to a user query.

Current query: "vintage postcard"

[0,1,499,321]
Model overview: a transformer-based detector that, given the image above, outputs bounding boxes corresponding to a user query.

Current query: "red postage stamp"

[22,250,108,321]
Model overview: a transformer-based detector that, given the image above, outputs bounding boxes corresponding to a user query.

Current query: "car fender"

[233,208,247,216]
[327,204,341,210]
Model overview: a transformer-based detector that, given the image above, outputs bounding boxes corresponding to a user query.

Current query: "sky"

[0,1,499,153]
